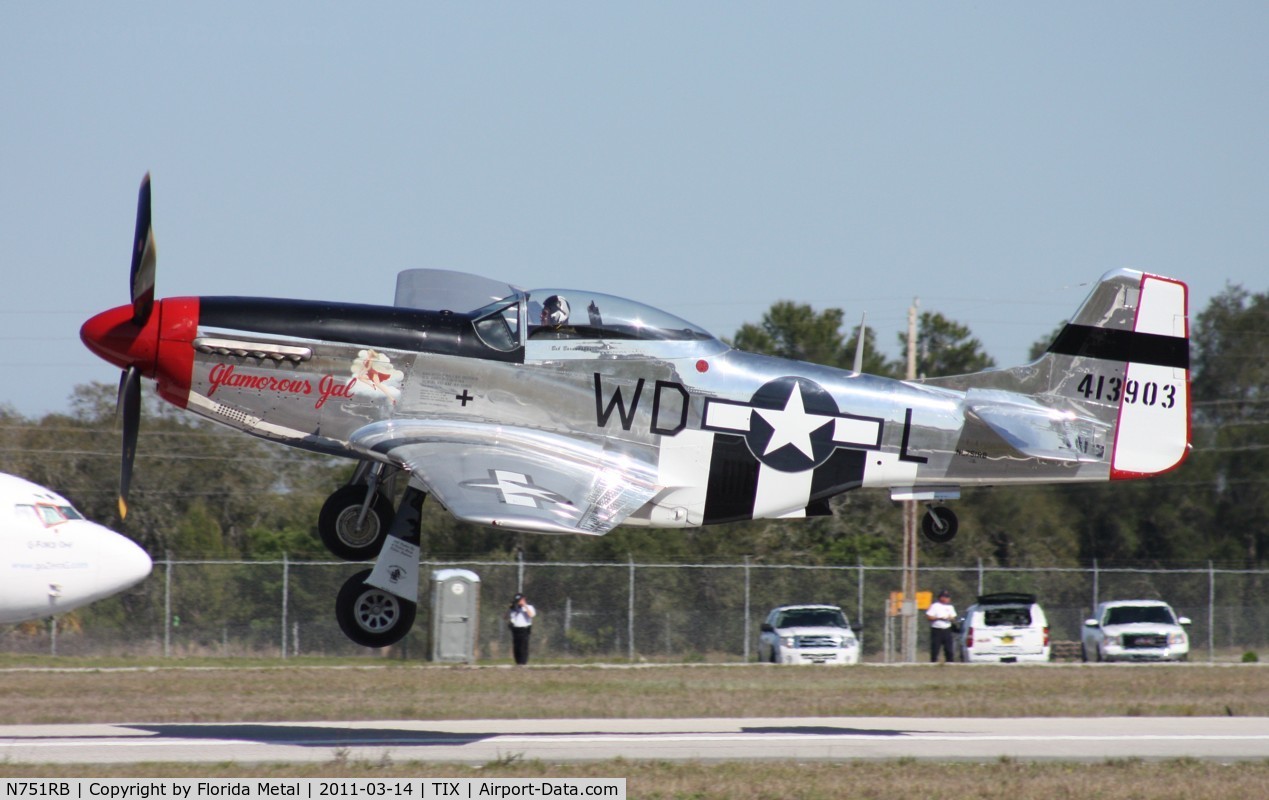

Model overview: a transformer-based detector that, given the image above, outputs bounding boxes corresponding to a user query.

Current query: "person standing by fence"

[506,593,536,665]
[927,589,958,663]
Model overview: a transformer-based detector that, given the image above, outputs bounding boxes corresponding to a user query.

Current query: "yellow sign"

[888,591,934,615]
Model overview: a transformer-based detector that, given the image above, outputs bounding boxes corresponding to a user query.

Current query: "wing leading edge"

[350,420,659,535]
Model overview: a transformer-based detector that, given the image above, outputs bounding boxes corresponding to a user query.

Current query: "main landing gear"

[318,463,396,560]
[921,505,959,544]
[335,568,418,649]
[323,464,425,649]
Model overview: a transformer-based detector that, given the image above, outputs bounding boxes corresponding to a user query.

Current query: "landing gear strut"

[921,505,958,544]
[319,486,393,560]
[334,484,427,649]
[318,463,396,561]
[335,568,417,648]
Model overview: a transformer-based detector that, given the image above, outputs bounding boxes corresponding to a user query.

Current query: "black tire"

[1081,644,1089,663]
[319,486,395,561]
[335,568,417,648]
[921,506,959,544]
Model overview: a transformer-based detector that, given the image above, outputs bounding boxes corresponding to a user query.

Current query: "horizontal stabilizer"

[965,390,1109,464]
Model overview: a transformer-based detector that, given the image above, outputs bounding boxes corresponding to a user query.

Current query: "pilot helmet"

[541,295,570,326]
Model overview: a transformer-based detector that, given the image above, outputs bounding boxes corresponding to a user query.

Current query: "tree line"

[0,284,1264,571]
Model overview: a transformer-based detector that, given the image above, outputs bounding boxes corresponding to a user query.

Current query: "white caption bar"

[0,779,626,800]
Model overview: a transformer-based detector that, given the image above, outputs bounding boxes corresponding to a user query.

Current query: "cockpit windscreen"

[525,289,714,342]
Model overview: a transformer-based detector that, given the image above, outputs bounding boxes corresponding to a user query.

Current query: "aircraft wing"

[964,390,1108,463]
[350,420,660,535]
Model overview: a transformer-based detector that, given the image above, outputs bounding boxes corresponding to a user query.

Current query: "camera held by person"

[505,593,537,666]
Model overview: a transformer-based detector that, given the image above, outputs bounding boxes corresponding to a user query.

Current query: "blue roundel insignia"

[744,377,840,472]
[701,377,884,474]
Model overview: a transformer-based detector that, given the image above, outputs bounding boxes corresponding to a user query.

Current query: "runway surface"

[3,717,1268,764]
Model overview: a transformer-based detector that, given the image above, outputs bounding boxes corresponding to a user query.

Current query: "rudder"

[1045,270,1191,478]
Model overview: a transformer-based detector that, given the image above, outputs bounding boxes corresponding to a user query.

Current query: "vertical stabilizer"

[1045,270,1190,478]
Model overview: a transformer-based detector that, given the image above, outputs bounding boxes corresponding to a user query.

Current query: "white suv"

[758,604,861,665]
[1082,600,1192,662]
[956,593,1050,663]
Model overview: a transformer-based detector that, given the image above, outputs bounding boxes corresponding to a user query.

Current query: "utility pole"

[901,299,920,663]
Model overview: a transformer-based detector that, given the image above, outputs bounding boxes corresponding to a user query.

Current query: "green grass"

[1,660,1266,723]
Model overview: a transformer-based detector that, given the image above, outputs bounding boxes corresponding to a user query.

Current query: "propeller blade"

[118,366,141,519]
[130,173,156,325]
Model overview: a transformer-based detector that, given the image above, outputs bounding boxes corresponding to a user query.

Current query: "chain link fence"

[5,557,1266,662]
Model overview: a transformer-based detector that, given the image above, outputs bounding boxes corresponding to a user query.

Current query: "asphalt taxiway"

[2,717,1267,764]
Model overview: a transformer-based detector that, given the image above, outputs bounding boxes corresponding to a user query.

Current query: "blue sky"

[3,3,1266,418]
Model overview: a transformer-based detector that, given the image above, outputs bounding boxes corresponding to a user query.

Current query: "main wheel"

[921,506,959,544]
[319,486,395,560]
[335,568,417,648]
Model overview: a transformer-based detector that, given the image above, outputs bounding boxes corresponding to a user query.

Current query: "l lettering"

[899,407,929,464]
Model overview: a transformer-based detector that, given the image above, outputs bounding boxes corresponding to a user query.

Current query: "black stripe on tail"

[1047,324,1188,370]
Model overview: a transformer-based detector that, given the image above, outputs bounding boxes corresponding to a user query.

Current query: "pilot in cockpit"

[541,294,570,326]
[531,294,576,338]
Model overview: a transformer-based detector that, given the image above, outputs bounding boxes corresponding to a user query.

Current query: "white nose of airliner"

[101,527,154,589]
[66,521,153,608]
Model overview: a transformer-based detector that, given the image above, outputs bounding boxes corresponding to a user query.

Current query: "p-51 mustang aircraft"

[81,176,1190,647]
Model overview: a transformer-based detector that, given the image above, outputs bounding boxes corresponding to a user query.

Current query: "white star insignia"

[463,470,571,508]
[755,381,833,459]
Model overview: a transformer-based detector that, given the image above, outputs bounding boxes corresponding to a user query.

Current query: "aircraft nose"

[103,531,154,589]
[48,522,153,613]
[80,303,160,375]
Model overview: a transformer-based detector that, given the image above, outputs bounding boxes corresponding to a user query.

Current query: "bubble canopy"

[473,288,716,343]
[528,288,715,341]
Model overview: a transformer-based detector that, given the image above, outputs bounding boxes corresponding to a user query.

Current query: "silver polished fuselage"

[175,303,1104,529]
[82,267,1187,536]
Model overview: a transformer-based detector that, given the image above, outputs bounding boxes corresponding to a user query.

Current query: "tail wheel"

[921,506,959,544]
[319,486,395,560]
[336,569,416,648]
